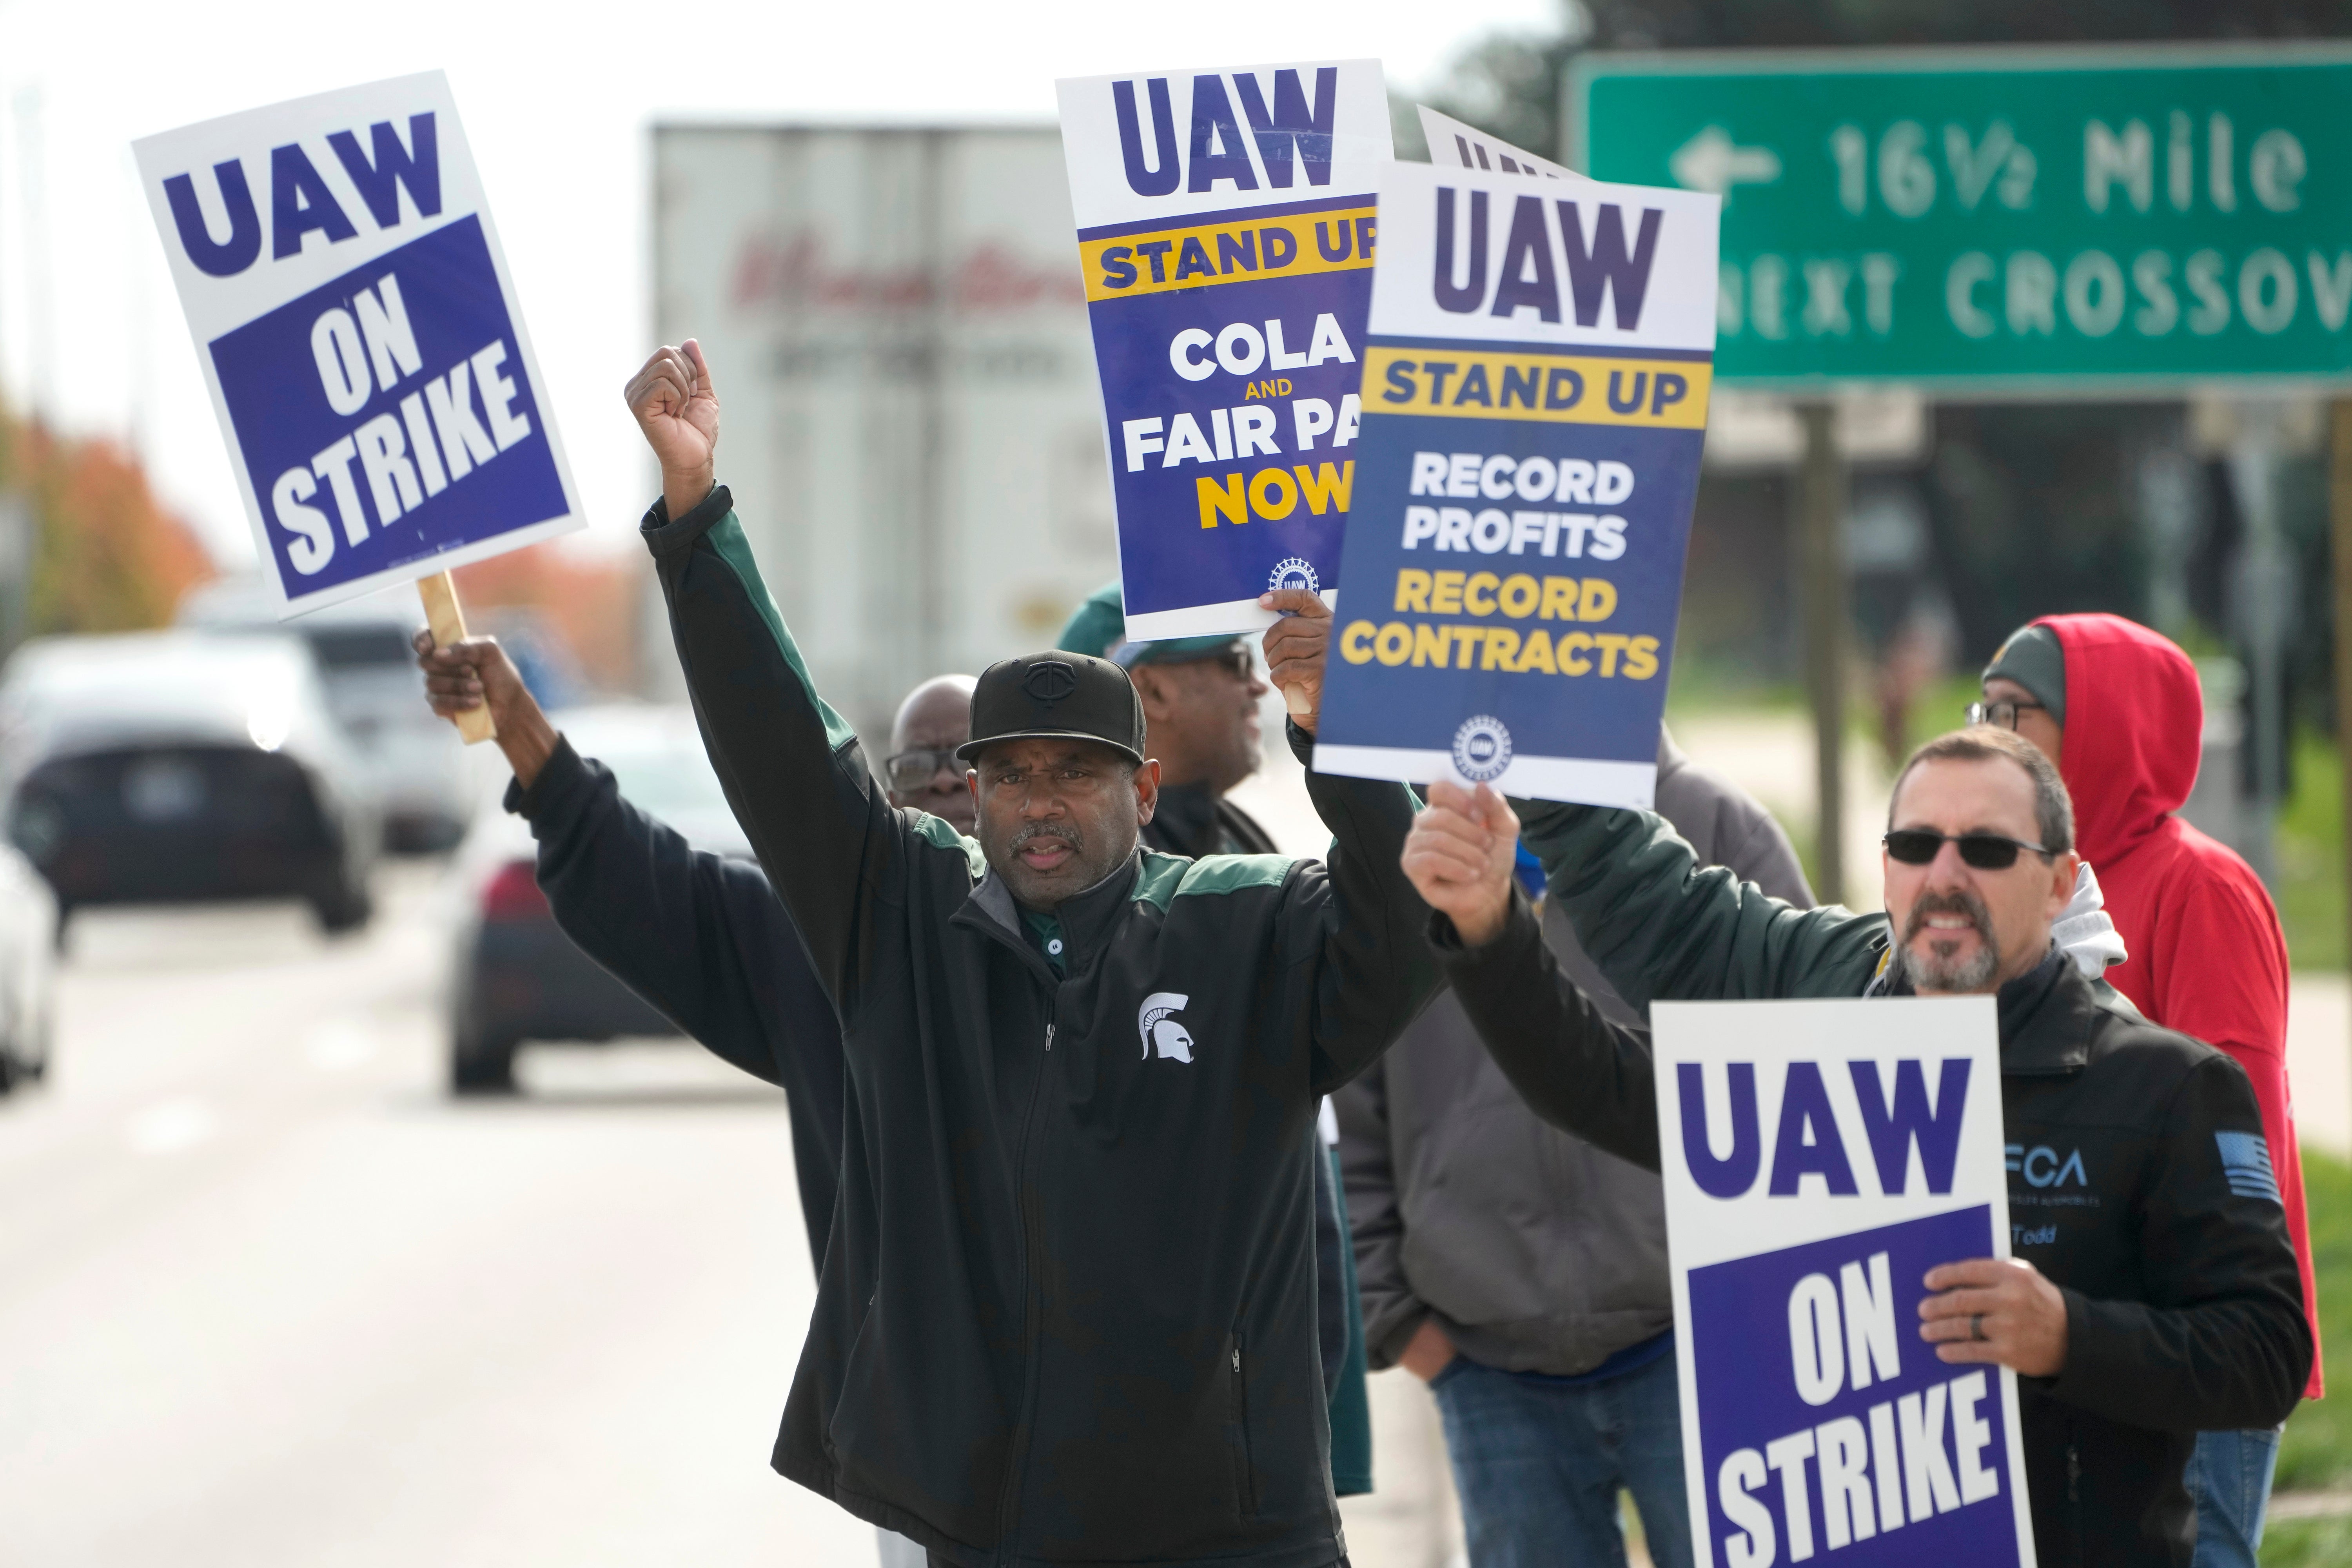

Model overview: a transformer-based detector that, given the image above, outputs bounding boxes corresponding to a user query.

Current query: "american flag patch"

[2215,1132,2281,1204]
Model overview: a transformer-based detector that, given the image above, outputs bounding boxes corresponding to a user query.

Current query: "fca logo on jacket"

[2005,1143,2089,1188]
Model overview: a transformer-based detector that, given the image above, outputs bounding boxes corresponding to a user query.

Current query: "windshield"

[305,626,416,671]
[592,739,731,820]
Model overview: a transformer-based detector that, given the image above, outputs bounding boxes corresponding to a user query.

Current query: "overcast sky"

[0,0,1562,568]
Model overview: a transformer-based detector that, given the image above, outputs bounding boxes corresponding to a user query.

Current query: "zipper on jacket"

[2066,1440,2080,1503]
[1229,1329,1257,1519]
[991,992,1060,1550]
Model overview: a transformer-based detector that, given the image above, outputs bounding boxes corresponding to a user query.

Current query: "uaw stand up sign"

[134,73,580,621]
[1655,998,2036,1568]
[1313,154,1717,805]
[1058,60,1390,640]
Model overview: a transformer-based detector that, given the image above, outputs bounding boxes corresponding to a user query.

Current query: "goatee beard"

[1896,888,2000,992]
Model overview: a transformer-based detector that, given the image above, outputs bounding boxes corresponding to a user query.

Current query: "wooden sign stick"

[417,570,497,745]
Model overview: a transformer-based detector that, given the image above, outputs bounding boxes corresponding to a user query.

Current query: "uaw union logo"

[1452,715,1514,783]
[1268,557,1319,595]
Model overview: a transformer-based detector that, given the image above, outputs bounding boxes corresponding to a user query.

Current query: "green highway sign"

[1568,44,2352,390]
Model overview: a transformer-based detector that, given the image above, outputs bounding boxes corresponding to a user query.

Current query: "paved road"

[0,864,876,1567]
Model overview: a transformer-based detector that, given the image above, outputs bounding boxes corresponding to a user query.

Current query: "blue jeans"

[1430,1348,1694,1568]
[2186,1426,2281,1568]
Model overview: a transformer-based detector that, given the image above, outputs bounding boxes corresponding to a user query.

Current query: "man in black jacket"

[1396,726,2310,1568]
[624,339,1433,1567]
[422,606,1361,1510]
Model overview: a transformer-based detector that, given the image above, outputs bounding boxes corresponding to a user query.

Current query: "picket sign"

[1056,59,1392,646]
[1312,140,1719,805]
[1654,997,2036,1568]
[134,71,576,744]
[1419,105,1586,182]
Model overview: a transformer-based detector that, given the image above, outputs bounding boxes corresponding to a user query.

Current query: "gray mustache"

[1904,888,1991,944]
[1010,821,1083,853]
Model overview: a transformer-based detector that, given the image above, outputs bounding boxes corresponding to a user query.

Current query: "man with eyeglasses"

[1391,724,2308,1568]
[1977,615,2318,1568]
[1057,583,1279,860]
[882,674,984,838]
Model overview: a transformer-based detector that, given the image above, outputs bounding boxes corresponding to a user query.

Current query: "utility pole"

[2330,399,2352,965]
[1798,401,1849,906]
[12,87,45,428]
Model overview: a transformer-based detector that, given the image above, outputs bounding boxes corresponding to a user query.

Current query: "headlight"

[247,699,292,753]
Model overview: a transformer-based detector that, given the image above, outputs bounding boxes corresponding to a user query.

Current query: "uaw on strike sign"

[1058,60,1390,640]
[1654,998,2035,1568]
[135,73,579,616]
[1314,156,1717,806]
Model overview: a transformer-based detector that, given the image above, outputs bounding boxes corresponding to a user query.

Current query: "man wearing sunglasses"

[1397,725,2308,1568]
[1979,615,2318,1568]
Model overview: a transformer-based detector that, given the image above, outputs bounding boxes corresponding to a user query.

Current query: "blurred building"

[650,123,1116,749]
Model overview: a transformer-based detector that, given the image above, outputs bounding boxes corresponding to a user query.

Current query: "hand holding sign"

[1259,588,1330,726]
[1919,1256,2070,1377]
[625,340,720,519]
[412,628,559,788]
[1400,779,1519,945]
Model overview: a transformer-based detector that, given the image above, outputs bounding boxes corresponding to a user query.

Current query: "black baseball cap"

[956,651,1147,764]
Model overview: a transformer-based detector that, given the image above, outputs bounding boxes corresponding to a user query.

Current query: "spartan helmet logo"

[1138,991,1195,1063]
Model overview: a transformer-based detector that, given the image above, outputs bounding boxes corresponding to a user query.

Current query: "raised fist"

[625,339,720,518]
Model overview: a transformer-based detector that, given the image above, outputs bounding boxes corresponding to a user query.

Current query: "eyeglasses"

[1884,829,2056,870]
[1965,699,2046,731]
[1166,646,1254,681]
[884,748,965,791]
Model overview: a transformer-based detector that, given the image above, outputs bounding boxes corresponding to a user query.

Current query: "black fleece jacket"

[643,486,1437,1568]
[1434,891,2312,1568]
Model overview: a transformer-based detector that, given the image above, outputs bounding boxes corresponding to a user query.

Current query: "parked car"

[179,577,471,851]
[0,632,382,935]
[443,704,746,1093]
[0,840,58,1092]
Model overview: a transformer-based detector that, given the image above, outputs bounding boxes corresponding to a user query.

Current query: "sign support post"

[1798,403,1847,904]
[417,571,495,744]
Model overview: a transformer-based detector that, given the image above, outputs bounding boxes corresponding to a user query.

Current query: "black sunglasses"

[884,748,965,791]
[1884,829,2056,870]
[1965,699,2047,732]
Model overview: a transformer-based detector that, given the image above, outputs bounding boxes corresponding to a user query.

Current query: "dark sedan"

[0,632,381,935]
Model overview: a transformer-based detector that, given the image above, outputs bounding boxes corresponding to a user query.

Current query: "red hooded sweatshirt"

[2037,612,2321,1399]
